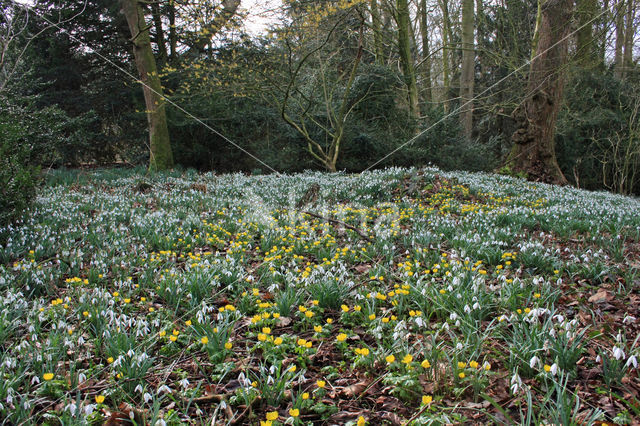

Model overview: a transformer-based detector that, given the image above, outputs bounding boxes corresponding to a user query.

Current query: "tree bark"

[614,0,625,78]
[396,0,420,119]
[623,0,636,74]
[576,0,598,65]
[168,1,177,63]
[438,0,452,112]
[120,0,174,171]
[370,0,385,64]
[419,0,432,103]
[150,2,168,67]
[460,0,475,139]
[509,0,572,185]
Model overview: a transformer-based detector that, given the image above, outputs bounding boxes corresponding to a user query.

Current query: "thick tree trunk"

[510,0,572,185]
[460,0,475,140]
[396,0,420,119]
[371,0,385,64]
[419,0,432,102]
[120,0,174,171]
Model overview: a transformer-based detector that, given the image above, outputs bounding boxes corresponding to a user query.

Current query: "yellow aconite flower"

[201,336,209,344]
[402,354,413,364]
[457,362,466,369]
[95,395,105,404]
[368,314,376,320]
[544,364,551,372]
[169,335,177,342]
[421,359,431,368]
[458,372,466,379]
[289,365,297,373]
[469,360,479,369]
[266,411,279,421]
[357,416,366,426]
[274,337,283,345]
[341,305,349,312]
[258,333,267,342]
[336,333,347,342]
[107,357,114,363]
[289,408,300,417]
[314,325,323,333]
[225,342,232,350]
[262,327,271,334]
[43,373,54,381]
[185,320,192,326]
[422,395,433,405]
[302,392,310,400]
[316,380,326,388]
[386,354,395,364]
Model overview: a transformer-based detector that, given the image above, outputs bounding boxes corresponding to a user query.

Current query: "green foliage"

[0,108,39,226]
[557,69,640,194]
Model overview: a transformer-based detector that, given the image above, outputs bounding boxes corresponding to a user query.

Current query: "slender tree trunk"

[397,0,420,118]
[120,0,174,171]
[614,0,625,78]
[150,2,168,67]
[623,0,636,73]
[419,0,432,102]
[509,0,572,185]
[439,0,452,112]
[460,0,475,139]
[371,0,385,64]
[576,0,597,65]
[168,1,177,63]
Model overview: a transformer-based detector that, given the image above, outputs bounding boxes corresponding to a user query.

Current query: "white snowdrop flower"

[220,400,227,409]
[157,384,171,394]
[135,384,144,394]
[510,373,522,394]
[455,320,461,327]
[31,375,40,385]
[179,378,190,389]
[127,349,135,357]
[449,313,458,321]
[529,356,539,369]
[66,403,77,416]
[456,342,463,350]
[144,392,153,403]
[85,404,94,415]
[596,355,601,363]
[472,302,480,310]
[616,332,623,343]
[550,363,558,375]
[415,317,425,327]
[463,304,471,313]
[78,373,86,383]
[613,346,626,360]
[23,400,31,410]
[155,419,167,426]
[623,315,636,324]
[626,355,638,369]
[554,314,564,323]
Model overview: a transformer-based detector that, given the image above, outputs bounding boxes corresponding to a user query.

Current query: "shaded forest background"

[1,0,639,202]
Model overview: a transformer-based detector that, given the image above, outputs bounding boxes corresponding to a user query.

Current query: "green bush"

[0,118,39,225]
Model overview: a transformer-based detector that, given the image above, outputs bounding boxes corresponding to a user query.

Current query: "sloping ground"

[1,167,639,425]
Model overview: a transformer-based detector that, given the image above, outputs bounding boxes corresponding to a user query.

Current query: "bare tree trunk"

[396,0,420,118]
[509,0,572,185]
[460,0,475,139]
[150,2,168,66]
[614,0,625,78]
[576,0,598,65]
[168,2,177,63]
[371,0,385,64]
[120,0,174,171]
[419,0,432,102]
[439,0,452,112]
[623,0,636,74]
